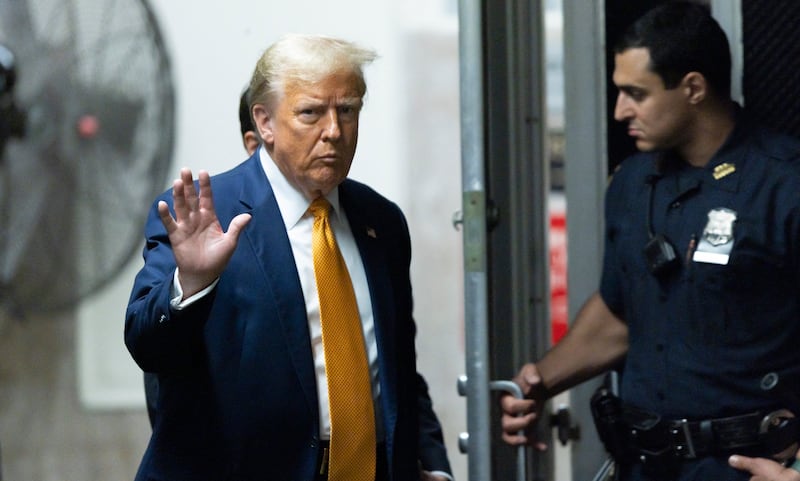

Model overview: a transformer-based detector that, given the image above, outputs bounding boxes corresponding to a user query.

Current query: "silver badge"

[692,208,737,265]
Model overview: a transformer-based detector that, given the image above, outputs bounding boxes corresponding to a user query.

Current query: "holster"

[590,387,680,477]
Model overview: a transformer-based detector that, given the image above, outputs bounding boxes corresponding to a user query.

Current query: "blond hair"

[248,34,377,112]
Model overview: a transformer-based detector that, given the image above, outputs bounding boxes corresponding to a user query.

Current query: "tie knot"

[308,197,331,219]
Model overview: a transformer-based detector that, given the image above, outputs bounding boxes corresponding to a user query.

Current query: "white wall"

[77,1,466,479]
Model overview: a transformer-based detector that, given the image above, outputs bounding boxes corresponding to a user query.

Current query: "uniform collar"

[653,106,749,196]
[699,105,750,193]
[259,145,342,231]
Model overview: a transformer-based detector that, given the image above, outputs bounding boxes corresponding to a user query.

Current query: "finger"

[501,430,530,446]
[729,454,787,480]
[180,168,198,210]
[197,170,214,211]
[157,200,177,234]
[500,395,535,416]
[225,213,252,240]
[501,429,548,451]
[502,411,536,434]
[729,454,755,472]
[171,177,188,221]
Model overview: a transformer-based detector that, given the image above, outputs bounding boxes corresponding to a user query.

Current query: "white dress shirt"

[258,147,383,441]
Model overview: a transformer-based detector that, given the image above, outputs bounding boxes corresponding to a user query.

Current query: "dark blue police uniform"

[599,112,800,480]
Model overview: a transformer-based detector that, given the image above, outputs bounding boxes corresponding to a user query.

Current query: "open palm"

[158,168,251,297]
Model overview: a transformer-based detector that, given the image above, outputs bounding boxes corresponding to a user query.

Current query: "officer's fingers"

[501,425,547,451]
[502,411,537,434]
[500,394,535,415]
[501,430,529,446]
[729,454,795,480]
[729,454,758,474]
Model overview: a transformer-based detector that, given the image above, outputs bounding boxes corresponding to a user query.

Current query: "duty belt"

[629,411,765,459]
[591,388,800,467]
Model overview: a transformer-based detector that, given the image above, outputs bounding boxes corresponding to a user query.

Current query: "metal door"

[456,0,609,479]
[456,0,558,479]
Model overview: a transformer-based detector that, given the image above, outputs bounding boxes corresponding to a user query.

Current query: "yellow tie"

[308,198,376,481]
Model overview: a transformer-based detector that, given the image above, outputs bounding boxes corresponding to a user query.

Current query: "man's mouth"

[316,153,339,162]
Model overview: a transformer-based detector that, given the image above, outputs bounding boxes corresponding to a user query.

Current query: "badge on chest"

[693,208,737,265]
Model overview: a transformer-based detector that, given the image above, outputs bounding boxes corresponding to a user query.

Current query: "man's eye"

[629,90,645,101]
[298,109,320,121]
[338,106,358,119]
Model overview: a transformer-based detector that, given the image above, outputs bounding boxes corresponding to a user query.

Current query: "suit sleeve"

[124,195,215,374]
[416,372,452,475]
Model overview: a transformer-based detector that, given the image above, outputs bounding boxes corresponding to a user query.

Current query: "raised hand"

[157,168,251,298]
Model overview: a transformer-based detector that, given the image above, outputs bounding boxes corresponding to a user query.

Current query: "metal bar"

[490,380,527,481]
[457,0,491,480]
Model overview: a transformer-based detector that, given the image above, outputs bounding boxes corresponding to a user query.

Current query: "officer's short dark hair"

[614,1,732,98]
[238,86,254,135]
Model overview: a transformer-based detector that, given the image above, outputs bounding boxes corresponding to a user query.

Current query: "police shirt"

[600,114,800,423]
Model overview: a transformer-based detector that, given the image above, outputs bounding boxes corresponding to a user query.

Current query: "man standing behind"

[126,34,451,480]
[501,3,800,480]
[238,86,259,156]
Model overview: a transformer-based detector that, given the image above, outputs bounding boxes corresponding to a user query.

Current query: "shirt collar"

[259,145,342,230]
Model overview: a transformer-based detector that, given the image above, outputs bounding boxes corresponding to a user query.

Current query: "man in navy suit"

[126,34,451,481]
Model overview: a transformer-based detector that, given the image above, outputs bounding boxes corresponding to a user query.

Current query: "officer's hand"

[729,454,800,481]
[500,363,548,450]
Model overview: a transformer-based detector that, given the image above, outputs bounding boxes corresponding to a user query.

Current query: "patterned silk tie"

[308,198,376,481]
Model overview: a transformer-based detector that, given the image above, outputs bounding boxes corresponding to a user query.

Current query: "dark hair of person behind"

[614,1,731,98]
[238,87,254,135]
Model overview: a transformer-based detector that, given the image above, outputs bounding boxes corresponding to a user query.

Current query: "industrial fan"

[0,0,175,317]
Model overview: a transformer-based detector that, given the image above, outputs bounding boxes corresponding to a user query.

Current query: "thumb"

[226,213,252,239]
[517,363,541,386]
[524,371,541,386]
[729,454,757,472]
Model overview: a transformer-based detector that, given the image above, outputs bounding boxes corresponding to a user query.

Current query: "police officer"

[500,2,800,480]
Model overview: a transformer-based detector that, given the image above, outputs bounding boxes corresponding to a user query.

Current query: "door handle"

[457,376,526,481]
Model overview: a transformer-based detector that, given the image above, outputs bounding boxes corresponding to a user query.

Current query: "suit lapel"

[238,153,318,418]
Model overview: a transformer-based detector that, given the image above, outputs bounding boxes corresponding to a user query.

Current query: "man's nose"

[321,109,341,141]
[614,93,632,122]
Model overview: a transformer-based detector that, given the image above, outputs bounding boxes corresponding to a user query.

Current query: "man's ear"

[251,104,274,145]
[242,131,259,156]
[682,71,707,104]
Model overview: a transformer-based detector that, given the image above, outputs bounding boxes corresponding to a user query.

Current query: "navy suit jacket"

[126,153,436,480]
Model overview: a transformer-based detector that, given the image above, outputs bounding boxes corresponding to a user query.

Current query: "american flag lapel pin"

[366,227,377,238]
